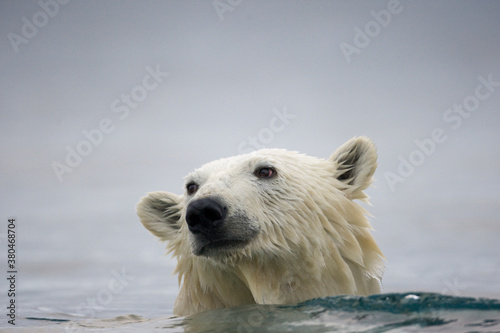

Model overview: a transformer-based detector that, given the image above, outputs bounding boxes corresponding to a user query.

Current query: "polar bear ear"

[329,136,377,200]
[137,191,183,242]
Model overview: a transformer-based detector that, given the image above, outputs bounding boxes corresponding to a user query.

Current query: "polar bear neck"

[234,254,359,304]
[173,245,376,315]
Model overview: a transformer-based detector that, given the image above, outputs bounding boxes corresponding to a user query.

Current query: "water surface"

[18,293,500,332]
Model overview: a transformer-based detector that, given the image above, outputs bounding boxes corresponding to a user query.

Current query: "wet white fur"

[137,137,385,316]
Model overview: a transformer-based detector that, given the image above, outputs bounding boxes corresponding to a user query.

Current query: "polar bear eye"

[255,167,276,179]
[186,183,199,195]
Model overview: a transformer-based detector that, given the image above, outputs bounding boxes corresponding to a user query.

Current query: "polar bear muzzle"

[186,196,259,257]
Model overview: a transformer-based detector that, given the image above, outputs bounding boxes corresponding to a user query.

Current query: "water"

[14,293,500,332]
[3,209,499,332]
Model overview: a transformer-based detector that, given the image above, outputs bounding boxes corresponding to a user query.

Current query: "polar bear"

[137,137,385,316]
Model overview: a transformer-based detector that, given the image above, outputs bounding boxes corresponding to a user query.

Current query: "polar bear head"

[137,137,384,315]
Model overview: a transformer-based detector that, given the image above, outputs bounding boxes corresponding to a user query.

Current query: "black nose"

[186,198,227,234]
